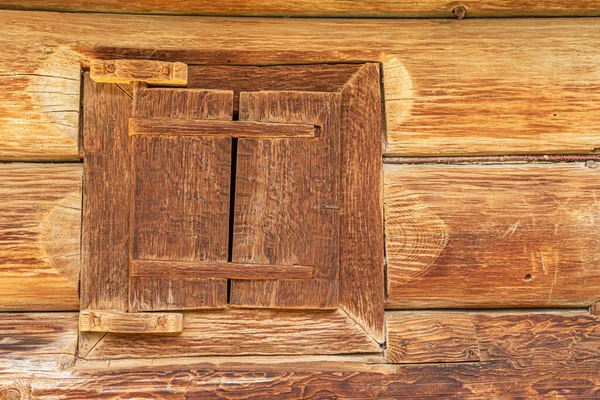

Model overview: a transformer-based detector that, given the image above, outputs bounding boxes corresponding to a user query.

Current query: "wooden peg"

[79,310,183,333]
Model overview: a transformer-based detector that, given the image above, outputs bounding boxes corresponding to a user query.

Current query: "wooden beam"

[83,309,381,359]
[1,0,599,18]
[79,310,183,333]
[129,118,317,138]
[386,310,600,364]
[385,163,600,309]
[4,11,600,159]
[0,163,81,311]
[130,260,315,280]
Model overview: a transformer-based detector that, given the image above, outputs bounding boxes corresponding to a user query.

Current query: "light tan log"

[90,59,188,86]
[4,11,600,159]
[386,310,600,364]
[0,163,81,311]
[130,260,315,279]
[1,0,599,17]
[385,162,600,308]
[0,313,78,374]
[129,117,317,138]
[79,310,183,333]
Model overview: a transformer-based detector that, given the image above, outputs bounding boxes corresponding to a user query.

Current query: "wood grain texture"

[90,59,187,86]
[84,309,381,358]
[187,64,363,114]
[590,301,600,316]
[5,12,600,158]
[0,313,77,374]
[386,311,480,363]
[230,91,340,309]
[131,260,315,280]
[129,85,233,311]
[339,63,385,342]
[81,73,132,311]
[0,163,81,311]
[79,310,183,333]
[2,0,600,17]
[5,359,600,398]
[129,118,316,138]
[385,163,600,308]
[387,310,600,364]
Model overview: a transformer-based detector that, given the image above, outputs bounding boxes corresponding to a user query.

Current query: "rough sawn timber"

[2,11,600,158]
[1,0,600,18]
[385,162,600,309]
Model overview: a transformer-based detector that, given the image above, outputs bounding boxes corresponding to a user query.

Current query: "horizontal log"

[3,11,600,158]
[83,309,381,359]
[90,59,188,86]
[0,163,81,311]
[0,313,77,374]
[79,310,183,333]
[386,310,600,364]
[130,260,315,279]
[1,0,599,17]
[129,118,317,138]
[385,163,600,308]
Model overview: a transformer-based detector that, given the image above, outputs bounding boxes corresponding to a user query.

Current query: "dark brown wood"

[81,73,132,311]
[129,117,317,138]
[131,260,315,279]
[230,91,341,309]
[187,64,364,114]
[129,84,233,311]
[338,63,385,342]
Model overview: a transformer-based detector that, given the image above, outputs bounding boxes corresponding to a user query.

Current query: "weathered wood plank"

[90,59,187,86]
[80,73,131,311]
[79,310,183,333]
[385,311,480,363]
[4,359,600,398]
[339,63,385,342]
[385,163,600,308]
[4,11,600,158]
[2,0,600,17]
[129,118,316,138]
[84,309,381,358]
[387,310,600,364]
[0,313,78,374]
[230,91,340,309]
[129,85,233,311]
[0,163,81,311]
[130,260,315,280]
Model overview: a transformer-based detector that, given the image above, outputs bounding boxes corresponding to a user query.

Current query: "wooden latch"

[79,310,184,333]
[90,59,188,87]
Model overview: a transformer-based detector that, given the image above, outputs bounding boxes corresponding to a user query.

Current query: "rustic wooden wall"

[1,8,600,398]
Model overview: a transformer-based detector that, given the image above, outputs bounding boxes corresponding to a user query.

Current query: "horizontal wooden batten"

[130,260,315,280]
[129,118,317,138]
[2,0,599,18]
[90,59,188,86]
[384,163,600,308]
[79,310,183,333]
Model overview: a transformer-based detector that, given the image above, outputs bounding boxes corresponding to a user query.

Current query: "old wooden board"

[385,162,600,308]
[2,0,600,17]
[0,163,81,311]
[3,11,600,159]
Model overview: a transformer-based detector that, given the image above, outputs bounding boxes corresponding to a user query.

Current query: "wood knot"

[157,316,166,326]
[586,160,598,169]
[105,64,116,73]
[161,67,171,76]
[3,388,21,400]
[452,5,467,19]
